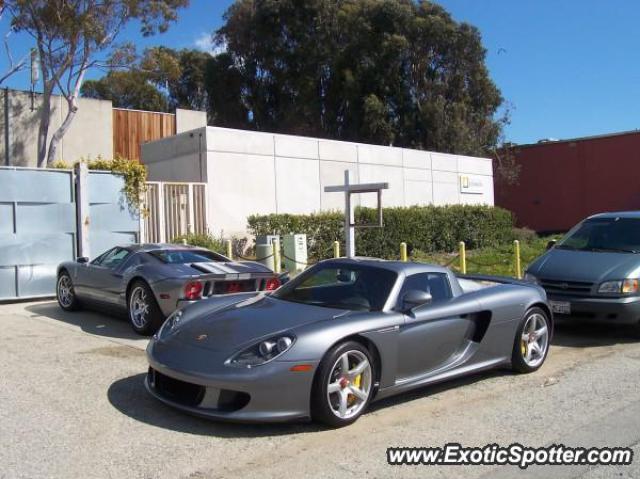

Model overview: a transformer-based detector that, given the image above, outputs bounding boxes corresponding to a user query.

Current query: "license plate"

[550,301,571,315]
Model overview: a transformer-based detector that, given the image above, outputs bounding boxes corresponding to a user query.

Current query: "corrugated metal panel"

[0,167,76,300]
[0,167,140,300]
[88,171,139,254]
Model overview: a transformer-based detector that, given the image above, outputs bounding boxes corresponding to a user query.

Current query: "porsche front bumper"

[145,339,320,423]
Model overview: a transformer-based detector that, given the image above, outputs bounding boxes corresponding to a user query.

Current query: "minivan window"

[557,218,640,253]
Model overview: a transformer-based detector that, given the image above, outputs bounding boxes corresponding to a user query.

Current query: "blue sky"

[1,0,638,145]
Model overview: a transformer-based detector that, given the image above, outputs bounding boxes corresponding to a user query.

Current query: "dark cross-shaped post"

[324,170,389,258]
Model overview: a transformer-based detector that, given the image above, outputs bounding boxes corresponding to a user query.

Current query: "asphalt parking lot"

[1,301,640,479]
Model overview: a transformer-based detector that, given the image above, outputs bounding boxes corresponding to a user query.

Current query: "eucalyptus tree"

[6,0,189,167]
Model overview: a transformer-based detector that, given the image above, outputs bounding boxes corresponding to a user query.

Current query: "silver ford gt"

[56,244,281,335]
[146,258,552,427]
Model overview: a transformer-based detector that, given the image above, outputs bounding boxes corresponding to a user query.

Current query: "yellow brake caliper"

[521,339,527,357]
[348,374,362,406]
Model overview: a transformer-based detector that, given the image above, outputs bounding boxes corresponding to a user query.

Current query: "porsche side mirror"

[76,256,89,264]
[402,289,432,312]
[546,239,557,250]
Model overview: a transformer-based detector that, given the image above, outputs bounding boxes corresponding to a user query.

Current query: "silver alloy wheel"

[129,286,150,329]
[57,275,74,308]
[521,313,549,367]
[326,350,372,420]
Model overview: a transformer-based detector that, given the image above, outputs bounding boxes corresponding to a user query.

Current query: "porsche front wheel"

[311,341,374,427]
[512,307,551,373]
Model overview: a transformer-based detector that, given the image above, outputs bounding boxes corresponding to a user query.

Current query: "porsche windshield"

[272,263,397,312]
[557,217,640,253]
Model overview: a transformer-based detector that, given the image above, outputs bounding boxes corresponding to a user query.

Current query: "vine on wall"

[52,156,148,215]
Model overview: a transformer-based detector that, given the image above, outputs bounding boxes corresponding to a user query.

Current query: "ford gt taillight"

[265,277,281,291]
[184,281,203,300]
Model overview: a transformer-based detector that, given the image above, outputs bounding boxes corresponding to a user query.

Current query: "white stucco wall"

[142,126,494,237]
[0,90,113,167]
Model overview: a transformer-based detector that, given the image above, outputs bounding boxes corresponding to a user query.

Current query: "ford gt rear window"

[149,250,228,264]
[272,263,397,311]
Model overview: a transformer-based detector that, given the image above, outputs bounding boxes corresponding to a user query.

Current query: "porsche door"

[396,272,482,381]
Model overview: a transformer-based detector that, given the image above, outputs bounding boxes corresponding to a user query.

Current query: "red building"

[495,130,640,233]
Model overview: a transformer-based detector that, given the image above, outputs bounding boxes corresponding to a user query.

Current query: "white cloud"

[194,32,226,56]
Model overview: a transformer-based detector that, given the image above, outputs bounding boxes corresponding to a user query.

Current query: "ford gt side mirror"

[402,289,433,312]
[546,239,557,250]
[76,257,89,264]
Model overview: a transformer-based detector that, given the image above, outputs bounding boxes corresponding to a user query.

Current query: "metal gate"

[142,182,207,243]
[0,166,140,300]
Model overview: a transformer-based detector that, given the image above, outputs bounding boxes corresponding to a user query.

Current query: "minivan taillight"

[265,277,281,291]
[184,281,203,300]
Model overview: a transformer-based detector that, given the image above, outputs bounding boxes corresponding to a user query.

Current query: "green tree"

[214,0,503,156]
[82,47,211,113]
[82,70,170,111]
[6,0,189,167]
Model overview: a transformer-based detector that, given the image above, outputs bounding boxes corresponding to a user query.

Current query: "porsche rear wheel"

[127,280,165,336]
[512,307,551,373]
[57,271,81,311]
[311,341,374,427]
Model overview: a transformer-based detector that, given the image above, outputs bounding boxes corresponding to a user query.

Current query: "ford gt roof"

[123,243,209,253]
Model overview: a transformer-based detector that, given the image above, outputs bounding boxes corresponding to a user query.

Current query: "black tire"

[311,341,375,428]
[56,271,81,311]
[127,280,165,336]
[511,307,551,374]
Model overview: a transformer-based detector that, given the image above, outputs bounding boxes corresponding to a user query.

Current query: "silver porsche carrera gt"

[56,244,282,335]
[145,258,552,427]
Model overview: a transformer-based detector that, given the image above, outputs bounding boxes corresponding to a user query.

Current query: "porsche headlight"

[598,279,639,294]
[158,310,183,339]
[523,272,539,284]
[225,335,295,368]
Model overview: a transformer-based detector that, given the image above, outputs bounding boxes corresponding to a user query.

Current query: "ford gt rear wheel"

[127,281,164,336]
[311,341,374,427]
[512,307,551,373]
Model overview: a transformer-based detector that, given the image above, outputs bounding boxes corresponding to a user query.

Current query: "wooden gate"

[141,182,207,243]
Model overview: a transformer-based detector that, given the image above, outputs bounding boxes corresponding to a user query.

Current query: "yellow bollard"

[514,240,522,279]
[333,241,340,258]
[272,239,281,274]
[400,242,408,262]
[459,241,467,274]
[226,239,233,260]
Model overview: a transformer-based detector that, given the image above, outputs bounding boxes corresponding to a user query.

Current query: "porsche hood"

[161,295,345,354]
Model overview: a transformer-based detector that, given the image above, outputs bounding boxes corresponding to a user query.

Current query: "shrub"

[512,227,538,243]
[248,205,514,260]
[172,233,226,254]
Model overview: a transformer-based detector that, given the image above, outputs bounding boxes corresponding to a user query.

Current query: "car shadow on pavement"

[367,369,507,414]
[108,373,324,437]
[25,302,144,342]
[551,319,640,348]
[109,370,508,437]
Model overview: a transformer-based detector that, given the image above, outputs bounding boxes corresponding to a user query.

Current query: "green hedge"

[247,205,514,260]
[172,233,226,254]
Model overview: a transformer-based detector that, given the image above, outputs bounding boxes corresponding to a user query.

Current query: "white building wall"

[142,126,494,237]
